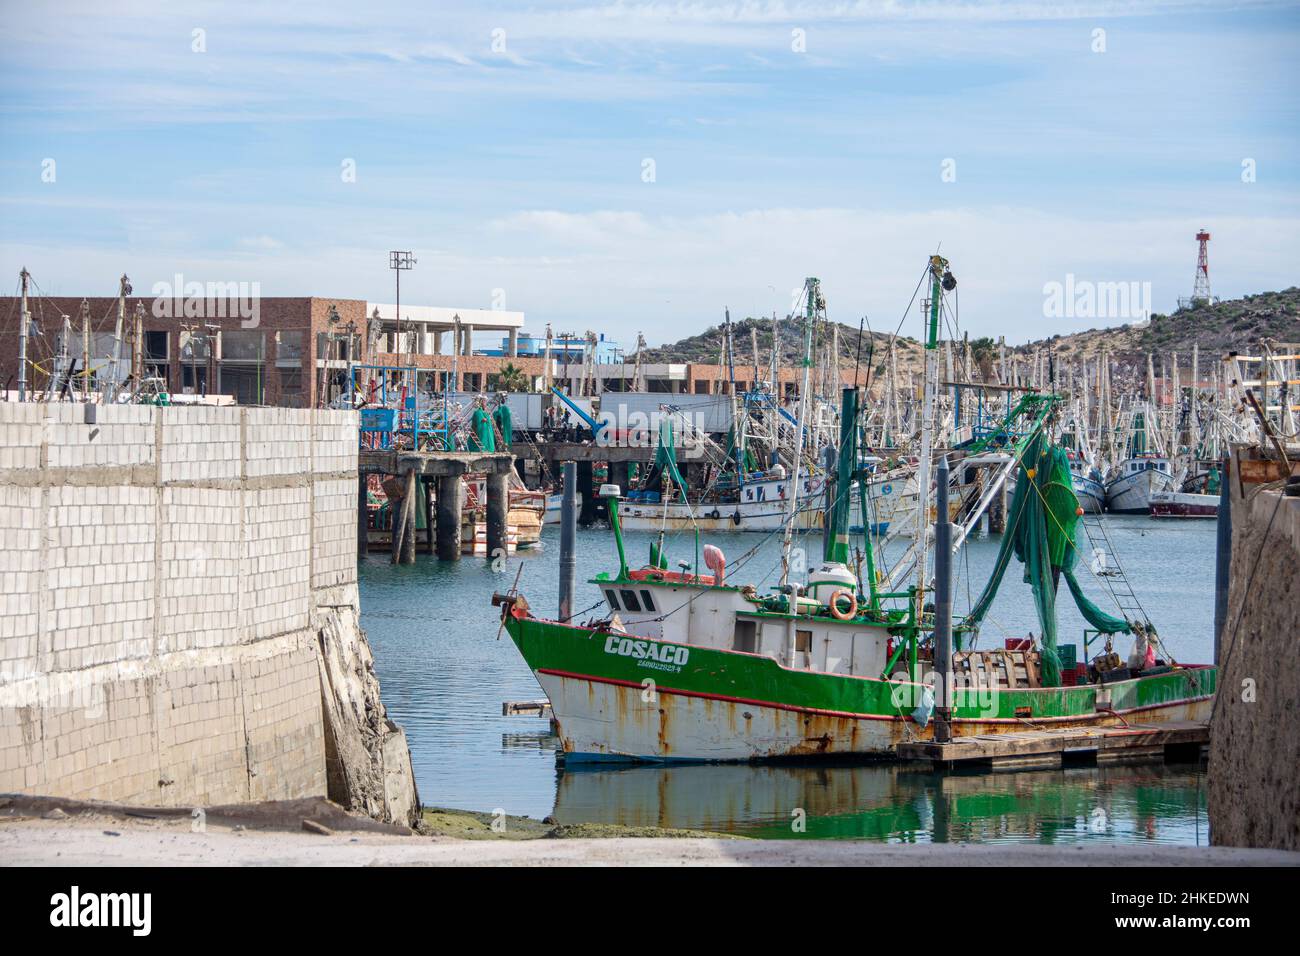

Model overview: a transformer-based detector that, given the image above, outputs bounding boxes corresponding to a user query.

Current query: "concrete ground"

[3,813,1297,866]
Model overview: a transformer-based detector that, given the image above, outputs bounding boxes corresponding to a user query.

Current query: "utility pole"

[451,313,461,393]
[389,250,416,369]
[543,323,553,393]
[18,268,30,402]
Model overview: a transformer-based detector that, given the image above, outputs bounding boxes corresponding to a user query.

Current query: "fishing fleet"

[494,256,1230,763]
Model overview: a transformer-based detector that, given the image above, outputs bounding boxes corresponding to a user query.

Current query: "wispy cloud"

[0,0,1295,344]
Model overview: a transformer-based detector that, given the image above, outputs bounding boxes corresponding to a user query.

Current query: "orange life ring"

[828,589,856,620]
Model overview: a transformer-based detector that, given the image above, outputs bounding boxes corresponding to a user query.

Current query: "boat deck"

[897,720,1208,771]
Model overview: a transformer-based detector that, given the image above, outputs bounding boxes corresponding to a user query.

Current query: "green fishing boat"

[495,256,1216,762]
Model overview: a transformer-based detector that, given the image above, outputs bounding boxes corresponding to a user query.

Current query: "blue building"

[479,331,622,364]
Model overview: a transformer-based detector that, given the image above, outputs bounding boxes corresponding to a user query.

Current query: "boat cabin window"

[639,590,656,612]
[796,629,813,654]
[604,589,619,610]
[733,620,757,653]
[619,589,642,612]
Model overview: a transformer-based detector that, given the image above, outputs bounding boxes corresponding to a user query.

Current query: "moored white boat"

[1105,456,1175,514]
[617,472,826,533]
[1072,465,1106,514]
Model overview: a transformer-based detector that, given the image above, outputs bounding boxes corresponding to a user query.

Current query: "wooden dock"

[896,720,1209,771]
[502,698,553,719]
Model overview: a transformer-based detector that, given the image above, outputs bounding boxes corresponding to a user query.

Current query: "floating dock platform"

[897,720,1209,771]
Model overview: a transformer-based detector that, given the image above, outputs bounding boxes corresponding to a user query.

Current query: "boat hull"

[1074,474,1105,514]
[1149,491,1218,518]
[1105,466,1175,514]
[617,475,827,533]
[506,614,1216,763]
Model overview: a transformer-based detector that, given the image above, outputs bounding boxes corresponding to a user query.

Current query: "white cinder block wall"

[0,402,360,806]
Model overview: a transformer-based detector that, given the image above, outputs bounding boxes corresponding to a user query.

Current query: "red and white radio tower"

[1192,228,1212,303]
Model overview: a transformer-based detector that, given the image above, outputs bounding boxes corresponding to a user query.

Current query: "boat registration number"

[603,635,690,672]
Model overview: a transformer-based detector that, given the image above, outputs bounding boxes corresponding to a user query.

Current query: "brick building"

[0,292,858,406]
[0,295,545,406]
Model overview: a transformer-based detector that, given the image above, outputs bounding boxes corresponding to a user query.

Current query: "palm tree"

[496,362,531,392]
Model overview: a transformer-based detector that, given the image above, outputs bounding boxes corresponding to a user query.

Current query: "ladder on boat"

[1076,511,1147,625]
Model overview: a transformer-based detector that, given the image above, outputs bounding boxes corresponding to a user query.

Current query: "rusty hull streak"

[657,701,671,756]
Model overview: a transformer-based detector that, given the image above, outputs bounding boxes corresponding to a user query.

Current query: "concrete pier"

[1209,443,1300,852]
[486,471,508,558]
[0,403,417,825]
[436,475,462,561]
[422,478,436,555]
[578,461,597,525]
[358,449,513,564]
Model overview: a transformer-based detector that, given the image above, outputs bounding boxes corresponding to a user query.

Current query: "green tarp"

[654,417,687,499]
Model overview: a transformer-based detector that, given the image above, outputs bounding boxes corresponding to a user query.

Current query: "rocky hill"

[636,313,925,380]
[1017,288,1300,362]
[638,288,1300,381]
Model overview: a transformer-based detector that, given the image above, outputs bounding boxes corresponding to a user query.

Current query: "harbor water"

[359,516,1215,843]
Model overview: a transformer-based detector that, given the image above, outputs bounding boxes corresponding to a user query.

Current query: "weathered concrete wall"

[1208,453,1300,851]
[0,403,415,824]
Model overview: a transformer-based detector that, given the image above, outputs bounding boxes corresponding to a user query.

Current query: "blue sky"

[1,0,1297,346]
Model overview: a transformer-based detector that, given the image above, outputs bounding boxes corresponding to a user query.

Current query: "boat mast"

[913,255,951,622]
[106,273,130,403]
[17,268,30,402]
[724,309,743,478]
[779,278,819,589]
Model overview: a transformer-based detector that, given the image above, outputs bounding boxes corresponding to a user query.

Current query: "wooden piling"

[401,468,417,564]
[390,474,408,565]
[436,474,462,561]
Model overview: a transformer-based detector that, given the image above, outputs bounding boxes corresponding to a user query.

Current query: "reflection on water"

[359,518,1216,842]
[553,760,1210,844]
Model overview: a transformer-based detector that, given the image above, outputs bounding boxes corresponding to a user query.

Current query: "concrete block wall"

[1208,456,1300,851]
[0,402,361,808]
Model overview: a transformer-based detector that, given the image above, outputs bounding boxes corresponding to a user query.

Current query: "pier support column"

[988,479,1007,534]
[390,472,409,565]
[436,474,462,561]
[423,477,435,555]
[577,460,597,526]
[608,460,629,494]
[486,471,509,560]
[400,468,418,564]
[357,474,369,558]
[558,463,577,621]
